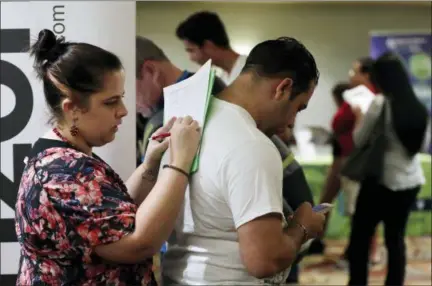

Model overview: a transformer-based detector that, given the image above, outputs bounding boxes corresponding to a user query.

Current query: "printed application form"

[163,59,215,173]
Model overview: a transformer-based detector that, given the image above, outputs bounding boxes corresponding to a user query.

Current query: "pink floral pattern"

[15,139,156,285]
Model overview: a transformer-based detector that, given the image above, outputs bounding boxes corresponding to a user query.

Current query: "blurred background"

[137,1,431,130]
[137,1,431,285]
[1,1,430,285]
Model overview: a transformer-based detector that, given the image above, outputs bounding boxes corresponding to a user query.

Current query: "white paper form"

[163,59,212,128]
[343,85,375,113]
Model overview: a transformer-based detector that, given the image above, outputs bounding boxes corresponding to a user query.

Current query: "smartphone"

[312,203,334,214]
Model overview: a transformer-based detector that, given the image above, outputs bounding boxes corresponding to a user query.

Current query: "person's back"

[162,37,324,285]
[162,98,285,284]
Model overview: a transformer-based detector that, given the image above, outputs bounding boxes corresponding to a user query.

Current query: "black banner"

[1,28,33,286]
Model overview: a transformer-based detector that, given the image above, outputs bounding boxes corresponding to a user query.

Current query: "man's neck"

[161,62,183,87]
[213,49,240,75]
[217,76,266,130]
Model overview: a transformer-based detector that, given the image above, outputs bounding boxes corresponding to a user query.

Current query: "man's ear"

[143,61,155,75]
[274,78,293,101]
[203,40,216,52]
[143,61,162,82]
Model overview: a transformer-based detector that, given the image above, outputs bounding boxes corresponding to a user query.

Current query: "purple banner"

[370,32,432,112]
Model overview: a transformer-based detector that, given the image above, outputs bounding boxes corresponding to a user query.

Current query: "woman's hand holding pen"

[143,117,177,169]
[169,116,201,172]
[144,116,201,173]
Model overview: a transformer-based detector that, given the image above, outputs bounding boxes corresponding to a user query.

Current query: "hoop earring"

[70,118,79,137]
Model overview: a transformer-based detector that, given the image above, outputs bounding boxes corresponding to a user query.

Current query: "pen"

[151,132,171,141]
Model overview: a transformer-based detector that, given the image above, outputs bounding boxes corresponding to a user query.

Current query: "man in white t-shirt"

[175,11,247,85]
[161,37,325,285]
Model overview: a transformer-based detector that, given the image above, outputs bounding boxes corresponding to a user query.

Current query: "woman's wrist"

[162,164,189,179]
[169,159,191,173]
[142,156,161,170]
[140,160,160,182]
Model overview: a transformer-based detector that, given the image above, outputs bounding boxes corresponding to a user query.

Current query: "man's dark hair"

[357,57,374,75]
[242,37,319,97]
[176,11,230,48]
[332,82,351,107]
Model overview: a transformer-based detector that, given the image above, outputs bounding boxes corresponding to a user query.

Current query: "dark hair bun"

[30,29,66,76]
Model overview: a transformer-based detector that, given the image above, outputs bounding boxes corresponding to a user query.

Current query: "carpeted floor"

[299,236,432,285]
[153,236,431,285]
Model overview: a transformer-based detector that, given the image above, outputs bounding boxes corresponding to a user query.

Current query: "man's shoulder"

[148,109,164,127]
[206,100,269,143]
[211,76,226,95]
[203,112,279,164]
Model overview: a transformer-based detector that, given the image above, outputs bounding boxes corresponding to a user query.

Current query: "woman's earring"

[70,118,79,137]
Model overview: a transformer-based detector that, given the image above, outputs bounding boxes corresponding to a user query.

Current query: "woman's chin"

[105,134,116,144]
[92,136,115,148]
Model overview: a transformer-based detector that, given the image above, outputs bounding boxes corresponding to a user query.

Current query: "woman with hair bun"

[15,29,201,285]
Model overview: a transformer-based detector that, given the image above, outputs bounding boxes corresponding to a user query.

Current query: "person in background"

[161,37,325,285]
[271,130,315,284]
[175,11,247,85]
[348,52,431,286]
[176,13,315,281]
[315,82,351,254]
[15,29,201,285]
[135,36,226,160]
[334,58,376,161]
[320,58,381,267]
[349,57,377,93]
[345,57,380,265]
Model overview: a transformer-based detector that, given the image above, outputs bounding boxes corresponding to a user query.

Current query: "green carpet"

[300,155,431,239]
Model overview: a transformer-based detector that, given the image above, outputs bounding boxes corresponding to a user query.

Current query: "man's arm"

[237,214,305,278]
[221,141,307,278]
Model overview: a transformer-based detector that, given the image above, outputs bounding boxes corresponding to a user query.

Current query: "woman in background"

[348,52,431,286]
[15,29,200,285]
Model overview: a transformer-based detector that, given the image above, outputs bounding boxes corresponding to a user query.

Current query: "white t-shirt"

[161,98,290,285]
[219,54,247,85]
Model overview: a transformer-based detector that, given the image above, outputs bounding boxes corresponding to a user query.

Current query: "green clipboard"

[190,68,216,174]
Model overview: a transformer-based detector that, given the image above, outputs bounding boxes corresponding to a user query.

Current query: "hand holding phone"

[312,203,334,214]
